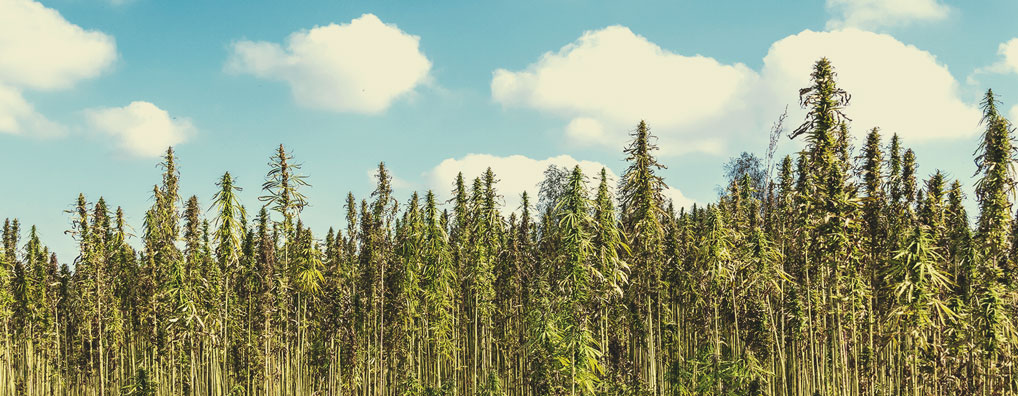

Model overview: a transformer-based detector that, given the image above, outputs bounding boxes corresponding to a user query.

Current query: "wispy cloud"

[825,0,950,30]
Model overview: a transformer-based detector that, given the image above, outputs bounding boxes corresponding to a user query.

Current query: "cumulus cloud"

[492,25,757,153]
[1011,105,1018,125]
[825,0,950,30]
[0,0,116,138]
[493,26,979,153]
[227,14,431,114]
[760,29,981,141]
[85,102,194,157]
[0,0,117,91]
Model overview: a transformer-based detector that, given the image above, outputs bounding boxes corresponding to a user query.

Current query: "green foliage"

[4,59,1018,396]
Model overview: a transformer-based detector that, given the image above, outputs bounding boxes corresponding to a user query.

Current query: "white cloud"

[825,0,950,30]
[426,154,618,213]
[565,117,609,145]
[0,0,116,139]
[84,101,194,157]
[972,38,1018,79]
[0,84,63,136]
[0,0,116,91]
[492,26,977,155]
[999,39,1018,75]
[760,29,981,141]
[664,187,696,211]
[492,25,757,153]
[227,13,431,114]
[1010,105,1018,124]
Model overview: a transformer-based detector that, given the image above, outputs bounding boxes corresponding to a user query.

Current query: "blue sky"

[3,0,1018,261]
